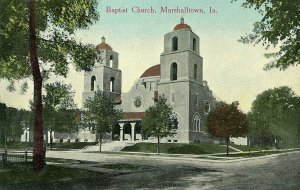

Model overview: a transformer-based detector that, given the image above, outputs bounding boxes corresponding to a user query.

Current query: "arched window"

[194,64,197,80]
[193,38,196,51]
[91,76,96,91]
[172,36,178,51]
[170,62,178,81]
[109,55,114,68]
[193,114,201,132]
[110,77,115,92]
[204,101,210,114]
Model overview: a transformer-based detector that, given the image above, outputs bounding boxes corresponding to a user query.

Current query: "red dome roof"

[173,23,191,31]
[173,17,192,31]
[140,64,160,78]
[96,36,112,50]
[96,43,112,50]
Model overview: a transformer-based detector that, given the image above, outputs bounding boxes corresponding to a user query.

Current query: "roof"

[96,43,112,50]
[173,17,192,31]
[173,23,192,31]
[122,112,145,120]
[96,36,112,50]
[140,64,160,78]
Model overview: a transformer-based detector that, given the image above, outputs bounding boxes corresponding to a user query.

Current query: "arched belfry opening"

[110,77,115,92]
[193,38,196,51]
[194,64,197,80]
[91,76,96,91]
[170,62,178,81]
[172,36,178,51]
[109,55,114,68]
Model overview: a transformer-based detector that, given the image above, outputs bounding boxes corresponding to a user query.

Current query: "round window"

[134,97,142,108]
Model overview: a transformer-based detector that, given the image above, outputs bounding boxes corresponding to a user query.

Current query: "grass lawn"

[0,142,31,149]
[0,142,98,150]
[121,143,235,154]
[0,163,103,185]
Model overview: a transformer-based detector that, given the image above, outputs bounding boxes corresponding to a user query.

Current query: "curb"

[46,149,300,164]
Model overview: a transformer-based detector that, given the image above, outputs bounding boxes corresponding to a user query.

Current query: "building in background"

[82,18,216,144]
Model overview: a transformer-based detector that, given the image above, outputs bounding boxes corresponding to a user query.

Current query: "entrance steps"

[80,141,137,152]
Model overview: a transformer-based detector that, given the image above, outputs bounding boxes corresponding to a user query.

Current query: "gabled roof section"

[122,112,145,120]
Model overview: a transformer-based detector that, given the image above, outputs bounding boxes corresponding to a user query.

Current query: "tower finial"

[180,16,184,24]
[101,36,105,43]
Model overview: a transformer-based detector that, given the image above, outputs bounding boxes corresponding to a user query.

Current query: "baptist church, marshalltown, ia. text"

[105,6,216,14]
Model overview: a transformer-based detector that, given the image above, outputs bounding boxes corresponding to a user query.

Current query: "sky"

[0,0,299,112]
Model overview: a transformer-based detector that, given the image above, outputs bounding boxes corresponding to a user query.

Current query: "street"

[2,151,300,190]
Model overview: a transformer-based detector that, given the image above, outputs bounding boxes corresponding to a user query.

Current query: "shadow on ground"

[0,164,220,190]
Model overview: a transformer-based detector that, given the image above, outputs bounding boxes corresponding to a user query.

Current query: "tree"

[42,82,78,149]
[0,0,99,171]
[0,103,31,146]
[83,91,122,152]
[234,0,300,70]
[249,86,300,147]
[142,96,178,154]
[55,108,81,135]
[247,111,274,150]
[0,103,7,145]
[206,102,249,155]
[5,108,30,143]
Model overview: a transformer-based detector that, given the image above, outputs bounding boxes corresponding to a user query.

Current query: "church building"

[82,18,215,144]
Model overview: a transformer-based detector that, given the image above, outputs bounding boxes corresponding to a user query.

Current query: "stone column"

[130,122,135,141]
[119,123,124,142]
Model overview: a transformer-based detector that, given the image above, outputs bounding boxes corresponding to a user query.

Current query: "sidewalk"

[46,148,300,164]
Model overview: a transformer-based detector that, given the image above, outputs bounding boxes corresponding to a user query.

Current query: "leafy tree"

[249,86,300,147]
[294,100,300,146]
[5,108,31,143]
[0,103,7,145]
[42,82,78,149]
[206,102,249,155]
[55,108,81,134]
[234,0,300,70]
[83,91,122,152]
[142,96,178,154]
[0,103,31,146]
[247,111,274,150]
[0,0,99,171]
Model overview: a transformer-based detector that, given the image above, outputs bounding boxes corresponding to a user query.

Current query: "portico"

[119,112,144,141]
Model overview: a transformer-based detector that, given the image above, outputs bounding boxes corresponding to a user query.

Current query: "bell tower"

[158,18,204,143]
[160,17,203,83]
[82,36,122,104]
